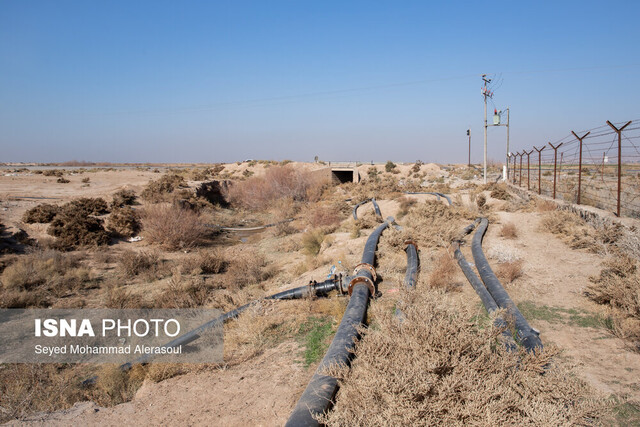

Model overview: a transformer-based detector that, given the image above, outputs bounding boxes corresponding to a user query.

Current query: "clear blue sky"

[1,0,639,163]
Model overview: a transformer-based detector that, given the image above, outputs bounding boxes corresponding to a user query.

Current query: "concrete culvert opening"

[331,170,355,184]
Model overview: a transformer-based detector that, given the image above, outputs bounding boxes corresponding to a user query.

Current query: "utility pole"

[481,74,493,184]
[467,129,471,167]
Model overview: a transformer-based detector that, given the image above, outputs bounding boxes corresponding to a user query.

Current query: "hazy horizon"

[1,1,639,164]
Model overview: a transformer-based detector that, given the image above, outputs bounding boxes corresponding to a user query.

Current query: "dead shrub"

[396,196,417,218]
[155,275,211,308]
[402,201,471,249]
[141,203,206,250]
[499,222,518,239]
[106,207,140,237]
[306,205,341,229]
[62,197,109,216]
[0,364,86,423]
[320,291,607,425]
[181,249,227,275]
[226,165,327,210]
[224,249,275,289]
[588,255,640,350]
[476,193,487,209]
[111,189,137,208]
[104,286,143,308]
[496,260,524,283]
[427,251,459,291]
[56,177,70,183]
[490,186,510,200]
[22,204,61,223]
[47,210,110,250]
[141,174,188,203]
[42,169,63,177]
[117,250,160,278]
[302,229,325,256]
[0,250,92,306]
[536,199,557,212]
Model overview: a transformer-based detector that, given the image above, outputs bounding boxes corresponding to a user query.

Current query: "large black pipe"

[471,218,543,352]
[84,279,341,385]
[453,220,516,350]
[403,243,419,289]
[286,220,391,426]
[352,198,382,220]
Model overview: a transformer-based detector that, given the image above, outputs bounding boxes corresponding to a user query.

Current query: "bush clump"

[47,211,110,250]
[141,174,188,203]
[141,203,206,250]
[321,291,607,425]
[117,250,160,277]
[1,250,92,307]
[111,189,137,208]
[385,161,397,172]
[22,204,61,223]
[106,207,140,237]
[226,165,327,210]
[62,198,109,216]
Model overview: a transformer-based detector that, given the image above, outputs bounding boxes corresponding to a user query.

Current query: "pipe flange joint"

[404,239,418,252]
[348,275,375,296]
[353,263,376,282]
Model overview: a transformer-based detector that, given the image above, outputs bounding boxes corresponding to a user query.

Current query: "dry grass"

[0,250,92,307]
[396,196,417,218]
[155,274,212,308]
[305,205,342,229]
[427,251,459,291]
[536,199,558,212]
[140,203,207,250]
[106,207,140,237]
[401,200,473,249]
[495,260,524,283]
[539,210,602,252]
[302,229,326,256]
[223,248,277,290]
[117,250,160,278]
[320,291,607,426]
[588,255,640,351]
[181,248,228,275]
[499,222,518,239]
[490,185,511,200]
[226,165,328,210]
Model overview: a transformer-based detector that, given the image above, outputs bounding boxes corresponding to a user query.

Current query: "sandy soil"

[2,164,639,425]
[9,341,308,427]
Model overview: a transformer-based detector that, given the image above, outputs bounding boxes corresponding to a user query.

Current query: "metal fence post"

[534,145,545,195]
[548,142,563,199]
[571,131,590,205]
[606,120,632,216]
[519,152,523,186]
[512,154,517,184]
[525,149,533,190]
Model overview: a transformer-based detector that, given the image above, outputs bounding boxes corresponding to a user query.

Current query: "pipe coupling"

[348,275,375,295]
[353,262,376,282]
[404,239,418,251]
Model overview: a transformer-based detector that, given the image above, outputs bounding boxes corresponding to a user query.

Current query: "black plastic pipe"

[452,220,516,350]
[286,220,391,426]
[471,218,543,352]
[84,279,341,385]
[403,243,419,289]
[404,192,452,206]
[352,198,382,220]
